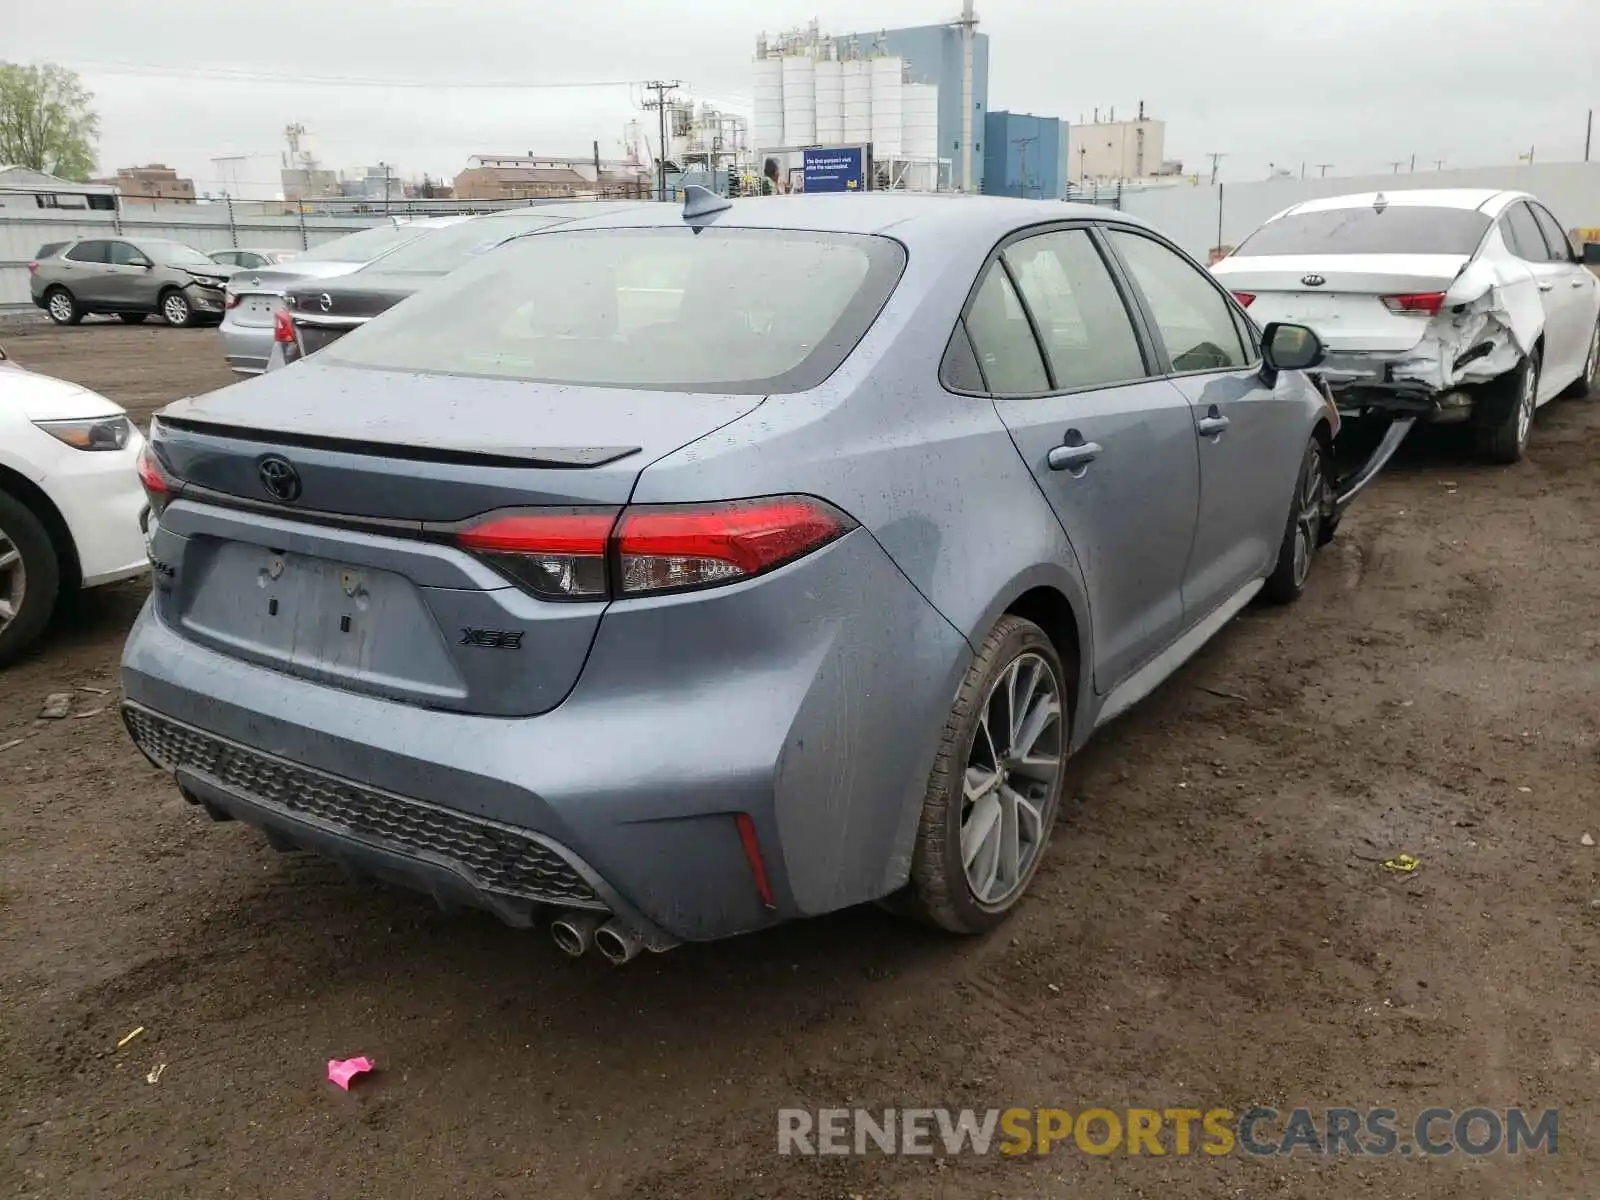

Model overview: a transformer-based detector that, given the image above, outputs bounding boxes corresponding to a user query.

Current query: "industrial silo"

[869,56,904,159]
[752,56,784,153]
[814,59,845,145]
[842,60,872,145]
[781,55,816,147]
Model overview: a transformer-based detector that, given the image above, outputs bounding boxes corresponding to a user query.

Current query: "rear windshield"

[145,240,217,268]
[322,227,906,394]
[358,212,569,276]
[305,223,433,263]
[1234,206,1493,257]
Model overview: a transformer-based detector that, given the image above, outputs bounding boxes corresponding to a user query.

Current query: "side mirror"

[129,256,153,269]
[1582,242,1600,267]
[1261,322,1325,373]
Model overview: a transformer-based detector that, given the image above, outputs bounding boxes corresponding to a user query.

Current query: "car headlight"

[33,416,134,451]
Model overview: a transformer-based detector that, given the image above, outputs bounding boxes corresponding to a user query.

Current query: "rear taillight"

[1230,291,1256,308]
[26,261,38,276]
[452,496,854,601]
[455,510,616,599]
[224,290,241,310]
[273,308,295,343]
[1381,292,1446,316]
[136,442,181,516]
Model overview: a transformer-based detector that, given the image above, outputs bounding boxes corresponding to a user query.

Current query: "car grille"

[122,704,602,909]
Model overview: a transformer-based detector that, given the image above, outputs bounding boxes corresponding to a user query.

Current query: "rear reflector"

[1381,292,1446,316]
[273,308,295,343]
[735,812,777,910]
[1230,291,1256,308]
[224,291,241,310]
[26,262,38,276]
[453,496,854,601]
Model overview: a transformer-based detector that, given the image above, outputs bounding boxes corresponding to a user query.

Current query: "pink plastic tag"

[327,1056,374,1090]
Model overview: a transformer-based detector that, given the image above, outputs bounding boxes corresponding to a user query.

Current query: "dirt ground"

[2,320,1597,1199]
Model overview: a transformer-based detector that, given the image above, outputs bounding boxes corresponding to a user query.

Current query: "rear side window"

[1234,206,1493,257]
[1501,203,1548,262]
[1108,230,1247,372]
[34,242,66,259]
[1528,204,1574,261]
[964,264,1049,395]
[323,227,906,395]
[65,240,109,264]
[1003,230,1147,389]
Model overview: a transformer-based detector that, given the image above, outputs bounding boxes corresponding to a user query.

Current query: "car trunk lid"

[148,362,764,715]
[1216,253,1472,351]
[287,274,423,356]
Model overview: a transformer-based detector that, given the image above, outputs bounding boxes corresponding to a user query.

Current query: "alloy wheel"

[1585,325,1599,389]
[163,294,190,326]
[1292,442,1325,589]
[1515,360,1537,447]
[0,528,25,636]
[47,292,73,323]
[960,651,1064,908]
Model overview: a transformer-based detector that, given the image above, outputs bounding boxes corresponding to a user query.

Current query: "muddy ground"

[2,320,1597,1199]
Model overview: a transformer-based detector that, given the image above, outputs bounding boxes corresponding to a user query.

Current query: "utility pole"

[1586,109,1593,162]
[1409,152,1416,172]
[1387,160,1404,174]
[1013,135,1038,198]
[379,161,392,212]
[641,80,682,202]
[1206,151,1226,185]
[1315,163,1333,177]
[1433,159,1446,170]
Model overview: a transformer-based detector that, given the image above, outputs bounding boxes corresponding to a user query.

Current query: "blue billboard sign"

[802,147,867,193]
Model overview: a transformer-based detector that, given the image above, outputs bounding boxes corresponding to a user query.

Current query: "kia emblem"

[318,293,334,313]
[257,455,302,502]
[1301,274,1326,287]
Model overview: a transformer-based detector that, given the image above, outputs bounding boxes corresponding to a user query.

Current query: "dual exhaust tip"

[550,912,644,965]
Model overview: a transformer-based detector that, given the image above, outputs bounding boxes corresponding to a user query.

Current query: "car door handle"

[1538,282,1554,292]
[1573,279,1589,288]
[1047,441,1102,471]
[1196,414,1230,436]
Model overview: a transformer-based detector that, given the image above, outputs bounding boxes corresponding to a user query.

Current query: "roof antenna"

[682,183,732,222]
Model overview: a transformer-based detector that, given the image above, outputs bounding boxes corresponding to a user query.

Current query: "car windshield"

[304,223,433,263]
[323,227,905,395]
[1233,206,1494,257]
[360,213,571,275]
[145,240,219,267]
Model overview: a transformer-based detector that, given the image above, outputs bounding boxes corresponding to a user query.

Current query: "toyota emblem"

[318,293,334,313]
[1301,274,1326,287]
[257,455,302,502]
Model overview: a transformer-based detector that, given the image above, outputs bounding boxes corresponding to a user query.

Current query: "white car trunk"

[1214,253,1471,352]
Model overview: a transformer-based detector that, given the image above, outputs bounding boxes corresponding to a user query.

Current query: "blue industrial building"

[832,24,990,192]
[983,111,1069,199]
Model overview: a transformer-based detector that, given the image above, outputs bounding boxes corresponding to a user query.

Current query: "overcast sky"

[11,0,1596,194]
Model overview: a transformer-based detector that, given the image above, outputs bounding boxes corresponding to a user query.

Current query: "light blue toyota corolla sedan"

[123,191,1351,963]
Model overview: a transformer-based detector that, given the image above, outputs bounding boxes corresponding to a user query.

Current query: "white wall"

[1118,161,1600,260]
[0,206,388,311]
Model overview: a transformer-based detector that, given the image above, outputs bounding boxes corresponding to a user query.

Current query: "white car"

[0,349,149,665]
[1213,189,1600,463]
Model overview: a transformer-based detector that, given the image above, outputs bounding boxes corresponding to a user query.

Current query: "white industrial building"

[1066,105,1182,185]
[751,26,951,192]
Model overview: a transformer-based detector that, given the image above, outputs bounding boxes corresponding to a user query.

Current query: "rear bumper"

[120,531,971,943]
[219,320,272,375]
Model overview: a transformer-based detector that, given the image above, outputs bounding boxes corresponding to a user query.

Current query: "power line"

[55,58,643,90]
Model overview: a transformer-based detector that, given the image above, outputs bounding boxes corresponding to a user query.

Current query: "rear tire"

[118,313,149,325]
[904,615,1070,934]
[1476,350,1540,465]
[44,287,80,326]
[0,491,62,668]
[160,289,194,328]
[1262,434,1331,605]
[1562,319,1598,399]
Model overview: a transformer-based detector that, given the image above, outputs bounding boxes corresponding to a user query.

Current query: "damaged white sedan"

[1214,189,1600,463]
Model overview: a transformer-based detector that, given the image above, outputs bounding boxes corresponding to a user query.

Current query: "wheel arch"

[972,563,1094,751]
[0,464,81,592]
